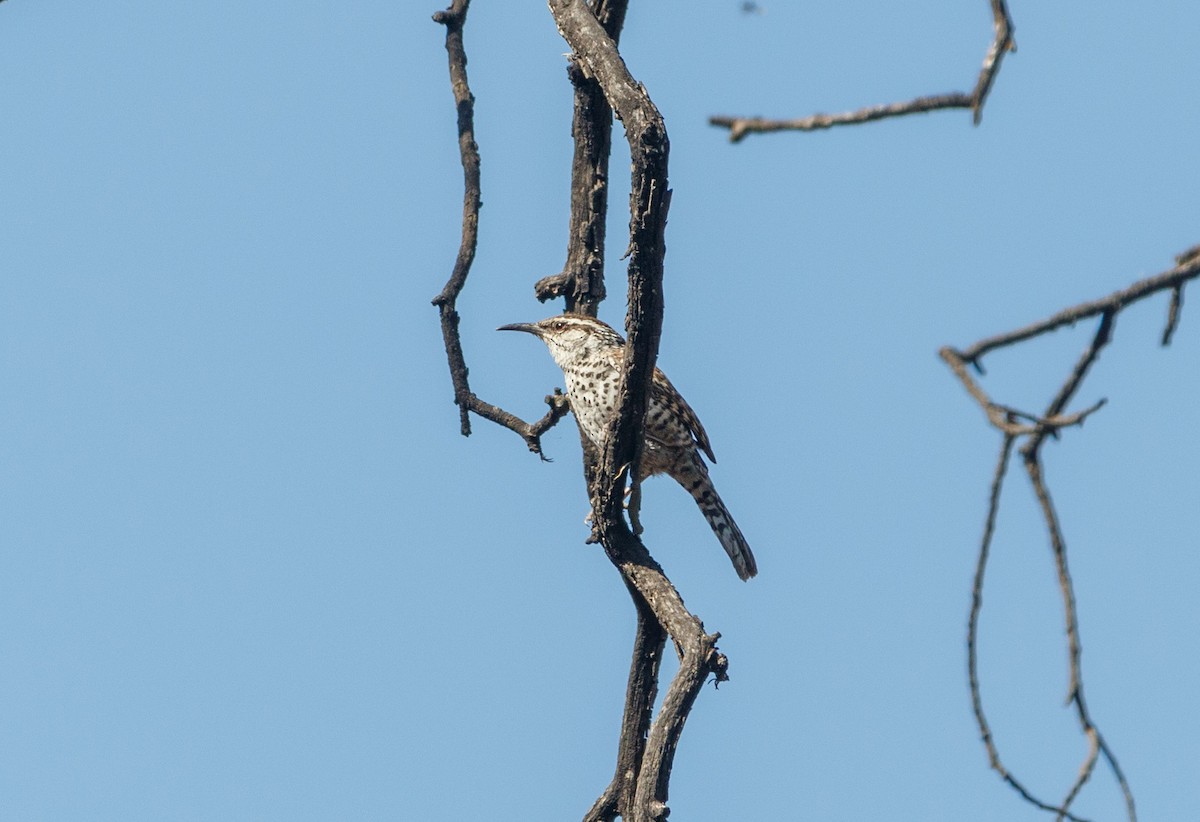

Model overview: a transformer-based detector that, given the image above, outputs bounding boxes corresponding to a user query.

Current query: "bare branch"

[1021,311,1113,455]
[548,4,732,820]
[535,0,629,316]
[940,249,1200,821]
[1161,285,1184,346]
[1095,727,1138,822]
[710,93,974,141]
[966,435,1092,822]
[959,251,1200,365]
[1022,454,1138,822]
[432,4,742,816]
[710,0,1015,142]
[583,579,666,822]
[1161,246,1198,345]
[431,0,571,457]
[942,245,1200,451]
[938,346,1107,439]
[546,0,670,556]
[1022,455,1095,820]
[970,0,1017,124]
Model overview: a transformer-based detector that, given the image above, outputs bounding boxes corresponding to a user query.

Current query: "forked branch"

[432,2,735,820]
[710,0,1015,141]
[548,3,729,820]
[943,245,1199,821]
[967,436,1090,822]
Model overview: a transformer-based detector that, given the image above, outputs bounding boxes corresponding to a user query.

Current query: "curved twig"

[967,435,1091,822]
[710,0,1015,141]
[958,250,1200,366]
[431,0,571,457]
[943,247,1199,821]
[548,3,729,820]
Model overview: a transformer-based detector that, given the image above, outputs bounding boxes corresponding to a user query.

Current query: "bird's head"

[498,314,623,367]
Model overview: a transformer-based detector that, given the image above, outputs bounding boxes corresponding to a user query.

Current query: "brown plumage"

[499,314,757,580]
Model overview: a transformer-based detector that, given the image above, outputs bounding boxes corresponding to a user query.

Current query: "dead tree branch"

[955,245,1200,367]
[942,246,1200,821]
[548,3,730,820]
[710,0,1015,142]
[967,435,1091,822]
[583,574,667,822]
[537,4,679,819]
[535,0,628,315]
[430,2,735,819]
[431,0,571,457]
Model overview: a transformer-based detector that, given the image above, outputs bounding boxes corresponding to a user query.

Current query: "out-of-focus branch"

[967,435,1091,822]
[1023,453,1136,822]
[710,0,1015,142]
[955,245,1200,367]
[941,248,1200,440]
[431,0,571,457]
[942,246,1199,822]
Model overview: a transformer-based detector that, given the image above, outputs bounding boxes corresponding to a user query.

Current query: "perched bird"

[499,314,757,580]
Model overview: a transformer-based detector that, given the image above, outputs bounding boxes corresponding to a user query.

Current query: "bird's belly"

[565,375,688,479]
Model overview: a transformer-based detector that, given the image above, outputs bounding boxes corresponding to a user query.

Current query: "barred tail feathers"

[677,453,757,581]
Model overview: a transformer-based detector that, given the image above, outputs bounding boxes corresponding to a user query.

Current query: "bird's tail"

[679,453,757,581]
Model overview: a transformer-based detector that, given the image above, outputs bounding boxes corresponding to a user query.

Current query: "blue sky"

[2,2,1197,820]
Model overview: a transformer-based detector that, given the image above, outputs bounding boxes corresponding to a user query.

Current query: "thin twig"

[1057,727,1101,821]
[431,0,572,457]
[1022,454,1138,821]
[1096,727,1138,822]
[942,249,1200,821]
[942,247,1200,443]
[967,435,1091,822]
[939,347,1106,438]
[710,0,1015,141]
[1023,454,1092,817]
[710,93,974,140]
[959,252,1200,365]
[970,0,1017,124]
[1160,246,1198,345]
[1162,285,1184,346]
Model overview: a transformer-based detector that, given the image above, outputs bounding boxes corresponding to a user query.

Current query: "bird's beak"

[497,322,540,336]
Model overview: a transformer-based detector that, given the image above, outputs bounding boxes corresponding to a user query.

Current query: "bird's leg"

[595,461,632,529]
[627,476,644,536]
[610,461,645,536]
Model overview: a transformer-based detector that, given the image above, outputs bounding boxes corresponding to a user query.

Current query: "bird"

[499,314,757,580]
